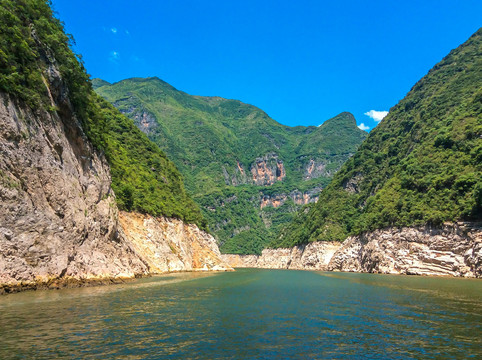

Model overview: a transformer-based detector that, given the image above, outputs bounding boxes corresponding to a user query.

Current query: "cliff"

[0,89,232,294]
[328,223,481,277]
[222,242,341,271]
[0,0,230,294]
[222,223,481,277]
[119,212,231,273]
[0,92,146,292]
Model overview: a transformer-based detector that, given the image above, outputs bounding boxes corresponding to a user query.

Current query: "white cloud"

[364,110,388,122]
[357,123,370,131]
[109,51,120,62]
[111,27,117,34]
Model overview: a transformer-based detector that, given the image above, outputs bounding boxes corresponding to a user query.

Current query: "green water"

[0,269,480,359]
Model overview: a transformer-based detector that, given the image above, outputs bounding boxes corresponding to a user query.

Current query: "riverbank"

[222,222,482,278]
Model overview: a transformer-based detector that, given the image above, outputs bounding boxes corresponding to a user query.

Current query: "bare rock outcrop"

[260,188,320,209]
[250,153,286,186]
[119,212,232,273]
[0,93,149,293]
[221,241,341,270]
[222,223,481,278]
[303,159,332,180]
[328,223,481,277]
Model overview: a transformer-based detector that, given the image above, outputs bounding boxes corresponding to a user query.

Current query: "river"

[0,269,480,359]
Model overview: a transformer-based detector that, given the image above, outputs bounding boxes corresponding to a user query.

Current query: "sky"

[51,0,481,130]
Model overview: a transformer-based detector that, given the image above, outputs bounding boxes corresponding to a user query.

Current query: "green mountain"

[95,78,367,254]
[0,0,205,228]
[274,29,482,248]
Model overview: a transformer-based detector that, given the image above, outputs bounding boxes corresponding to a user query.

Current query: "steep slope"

[96,79,367,253]
[0,0,228,293]
[265,29,482,276]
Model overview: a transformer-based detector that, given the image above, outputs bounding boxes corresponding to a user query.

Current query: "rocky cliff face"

[250,153,286,186]
[260,188,320,209]
[221,241,341,270]
[223,223,481,278]
[0,89,231,294]
[117,105,158,135]
[0,92,149,293]
[328,223,481,277]
[303,159,334,180]
[119,212,232,273]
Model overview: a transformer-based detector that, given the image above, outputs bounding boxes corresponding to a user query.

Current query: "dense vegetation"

[96,79,367,253]
[0,0,206,228]
[274,29,482,248]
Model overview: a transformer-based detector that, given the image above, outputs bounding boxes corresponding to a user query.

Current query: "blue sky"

[51,0,481,130]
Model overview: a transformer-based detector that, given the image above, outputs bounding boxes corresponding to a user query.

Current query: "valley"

[95,79,367,254]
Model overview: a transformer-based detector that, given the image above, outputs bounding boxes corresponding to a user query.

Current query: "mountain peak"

[319,112,357,128]
[91,78,111,89]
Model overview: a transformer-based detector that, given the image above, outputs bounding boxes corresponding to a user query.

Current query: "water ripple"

[0,269,480,359]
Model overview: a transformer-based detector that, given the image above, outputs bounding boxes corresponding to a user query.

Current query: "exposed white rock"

[119,212,232,274]
[328,223,481,278]
[0,92,148,292]
[221,241,341,270]
[222,223,481,278]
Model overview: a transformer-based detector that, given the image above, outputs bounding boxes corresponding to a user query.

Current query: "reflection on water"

[0,270,480,359]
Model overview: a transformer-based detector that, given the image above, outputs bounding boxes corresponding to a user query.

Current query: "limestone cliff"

[0,92,148,293]
[119,212,232,273]
[250,153,286,186]
[221,242,341,270]
[222,223,481,278]
[328,223,481,277]
[0,92,232,294]
[260,188,320,209]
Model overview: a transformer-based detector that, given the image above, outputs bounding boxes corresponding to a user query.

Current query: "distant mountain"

[91,78,111,89]
[274,28,482,248]
[96,79,367,253]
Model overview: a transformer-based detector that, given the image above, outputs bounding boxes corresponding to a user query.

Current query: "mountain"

[0,0,229,293]
[273,28,482,249]
[95,79,367,254]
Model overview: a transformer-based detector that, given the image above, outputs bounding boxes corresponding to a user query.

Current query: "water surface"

[0,269,480,359]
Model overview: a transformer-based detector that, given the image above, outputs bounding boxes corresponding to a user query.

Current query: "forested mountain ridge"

[96,79,367,253]
[273,28,482,248]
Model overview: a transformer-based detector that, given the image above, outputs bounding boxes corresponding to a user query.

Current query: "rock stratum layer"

[119,211,231,273]
[222,241,342,270]
[328,223,481,277]
[0,93,231,294]
[222,223,481,278]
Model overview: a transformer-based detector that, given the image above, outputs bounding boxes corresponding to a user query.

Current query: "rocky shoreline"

[222,241,341,271]
[222,222,482,278]
[0,211,233,295]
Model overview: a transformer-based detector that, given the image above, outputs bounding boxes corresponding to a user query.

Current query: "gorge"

[0,0,481,299]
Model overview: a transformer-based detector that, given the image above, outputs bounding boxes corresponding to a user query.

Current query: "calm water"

[0,269,480,359]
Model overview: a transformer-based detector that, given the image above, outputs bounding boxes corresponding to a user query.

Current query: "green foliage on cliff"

[274,29,482,248]
[96,78,367,254]
[86,95,207,227]
[0,0,90,110]
[0,0,206,228]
